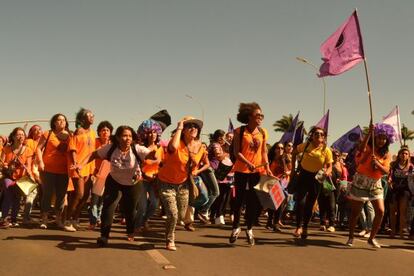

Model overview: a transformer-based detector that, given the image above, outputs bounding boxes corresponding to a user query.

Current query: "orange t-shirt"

[94,138,110,174]
[233,127,268,174]
[69,129,96,177]
[158,141,207,184]
[142,146,164,178]
[356,146,391,180]
[2,145,33,180]
[42,131,70,174]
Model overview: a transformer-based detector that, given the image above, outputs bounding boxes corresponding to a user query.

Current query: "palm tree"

[401,124,414,145]
[273,114,293,133]
[273,114,305,133]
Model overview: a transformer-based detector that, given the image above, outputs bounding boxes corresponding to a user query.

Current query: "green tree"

[273,114,305,133]
[401,124,414,145]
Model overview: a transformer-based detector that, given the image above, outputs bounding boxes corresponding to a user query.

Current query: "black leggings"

[232,172,261,230]
[318,191,336,226]
[295,169,321,229]
[100,175,140,238]
[210,183,232,219]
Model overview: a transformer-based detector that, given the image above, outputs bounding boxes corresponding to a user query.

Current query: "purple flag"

[331,125,362,153]
[228,118,234,133]
[293,123,304,146]
[319,10,365,77]
[279,112,300,144]
[315,110,330,134]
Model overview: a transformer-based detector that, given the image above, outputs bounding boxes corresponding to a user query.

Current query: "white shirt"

[97,144,150,185]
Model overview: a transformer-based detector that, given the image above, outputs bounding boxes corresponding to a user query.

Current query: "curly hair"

[236,102,261,124]
[137,119,162,146]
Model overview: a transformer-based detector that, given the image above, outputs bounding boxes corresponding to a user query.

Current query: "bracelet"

[177,128,184,131]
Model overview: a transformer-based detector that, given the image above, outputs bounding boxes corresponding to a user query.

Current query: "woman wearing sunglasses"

[292,126,333,240]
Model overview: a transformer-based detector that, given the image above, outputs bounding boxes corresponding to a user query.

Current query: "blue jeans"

[360,201,374,230]
[89,193,103,225]
[199,167,220,214]
[134,180,158,228]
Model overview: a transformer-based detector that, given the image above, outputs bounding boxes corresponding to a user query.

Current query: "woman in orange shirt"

[157,116,210,251]
[37,114,72,229]
[1,127,33,228]
[347,123,394,248]
[22,125,43,224]
[134,119,164,233]
[66,108,96,232]
[229,102,273,246]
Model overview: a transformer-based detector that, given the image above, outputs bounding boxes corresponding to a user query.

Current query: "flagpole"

[396,105,403,146]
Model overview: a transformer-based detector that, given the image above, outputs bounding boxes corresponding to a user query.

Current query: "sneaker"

[363,232,371,238]
[320,225,326,231]
[184,223,195,232]
[166,241,177,251]
[40,223,48,229]
[11,222,20,228]
[367,238,381,248]
[97,236,108,247]
[64,222,77,232]
[161,215,167,220]
[246,229,255,246]
[327,226,335,233]
[229,227,241,243]
[218,215,225,225]
[346,238,354,247]
[358,230,367,237]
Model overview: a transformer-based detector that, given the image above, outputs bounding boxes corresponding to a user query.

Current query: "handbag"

[287,142,310,194]
[186,145,200,204]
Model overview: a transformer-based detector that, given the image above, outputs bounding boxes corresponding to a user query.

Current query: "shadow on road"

[3,234,157,252]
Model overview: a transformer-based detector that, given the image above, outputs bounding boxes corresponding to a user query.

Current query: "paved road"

[1,216,413,276]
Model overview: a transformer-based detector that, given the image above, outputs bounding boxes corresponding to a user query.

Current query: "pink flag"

[382,106,402,143]
[269,181,285,210]
[319,11,365,77]
[315,109,330,134]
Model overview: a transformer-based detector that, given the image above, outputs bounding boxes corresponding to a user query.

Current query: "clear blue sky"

[0,0,413,152]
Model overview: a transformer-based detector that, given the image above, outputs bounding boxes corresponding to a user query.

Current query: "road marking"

[137,241,176,269]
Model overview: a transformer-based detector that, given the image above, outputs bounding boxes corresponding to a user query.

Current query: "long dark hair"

[111,125,138,147]
[50,113,70,132]
[367,136,390,158]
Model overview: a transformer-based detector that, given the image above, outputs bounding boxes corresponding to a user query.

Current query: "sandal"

[293,227,303,238]
[166,242,177,251]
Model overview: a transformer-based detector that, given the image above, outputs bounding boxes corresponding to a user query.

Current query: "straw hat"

[182,116,203,129]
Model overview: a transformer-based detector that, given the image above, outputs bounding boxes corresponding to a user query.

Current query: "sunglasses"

[184,123,199,129]
[276,147,284,150]
[254,113,264,119]
[314,131,325,137]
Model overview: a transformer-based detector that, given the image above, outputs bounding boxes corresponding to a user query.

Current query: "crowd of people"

[0,103,413,251]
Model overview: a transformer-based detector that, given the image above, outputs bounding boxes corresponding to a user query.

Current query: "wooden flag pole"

[0,119,75,126]
[396,105,403,147]
[362,58,375,154]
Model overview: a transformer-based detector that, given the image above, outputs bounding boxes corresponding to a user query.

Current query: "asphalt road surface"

[1,215,413,276]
